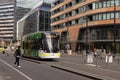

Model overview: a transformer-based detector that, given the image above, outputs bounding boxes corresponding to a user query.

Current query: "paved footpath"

[47,54,120,80]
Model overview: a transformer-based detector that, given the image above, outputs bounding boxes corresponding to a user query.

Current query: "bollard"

[106,55,109,69]
[117,54,120,64]
[95,54,98,67]
[67,50,72,55]
[105,55,113,63]
[86,54,93,64]
[105,54,113,69]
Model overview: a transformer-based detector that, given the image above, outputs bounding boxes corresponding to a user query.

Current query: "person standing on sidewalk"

[101,49,106,60]
[14,46,21,67]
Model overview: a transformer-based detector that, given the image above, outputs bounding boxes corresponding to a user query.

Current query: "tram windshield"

[43,33,59,53]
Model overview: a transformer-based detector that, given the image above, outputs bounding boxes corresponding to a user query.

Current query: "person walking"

[14,46,21,67]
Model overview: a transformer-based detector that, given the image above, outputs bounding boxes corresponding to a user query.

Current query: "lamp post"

[66,20,72,55]
[85,16,90,54]
[113,0,116,55]
[62,19,70,43]
[62,19,71,55]
[83,3,90,54]
[66,20,70,43]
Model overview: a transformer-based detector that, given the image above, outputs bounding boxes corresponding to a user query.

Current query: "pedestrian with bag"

[14,46,21,67]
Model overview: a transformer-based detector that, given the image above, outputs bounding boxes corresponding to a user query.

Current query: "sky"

[17,0,55,8]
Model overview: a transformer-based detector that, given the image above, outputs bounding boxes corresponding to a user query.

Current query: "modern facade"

[17,1,51,41]
[51,0,120,53]
[0,0,15,46]
[15,6,31,21]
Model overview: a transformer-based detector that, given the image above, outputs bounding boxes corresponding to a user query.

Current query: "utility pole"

[113,0,116,54]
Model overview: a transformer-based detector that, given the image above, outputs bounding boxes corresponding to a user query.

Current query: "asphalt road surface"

[0,52,93,80]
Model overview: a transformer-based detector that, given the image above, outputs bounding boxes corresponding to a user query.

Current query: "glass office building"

[0,0,15,46]
[51,0,120,53]
[17,1,51,41]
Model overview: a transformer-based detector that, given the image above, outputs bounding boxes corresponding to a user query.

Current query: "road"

[0,52,93,80]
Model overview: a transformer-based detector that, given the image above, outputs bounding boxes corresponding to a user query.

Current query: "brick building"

[51,0,120,53]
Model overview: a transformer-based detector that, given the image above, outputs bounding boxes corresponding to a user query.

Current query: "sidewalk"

[48,53,120,80]
[0,75,4,80]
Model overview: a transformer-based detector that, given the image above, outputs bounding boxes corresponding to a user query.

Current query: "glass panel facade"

[39,10,51,31]
[93,0,120,9]
[78,26,120,52]
[17,2,51,40]
[92,12,120,21]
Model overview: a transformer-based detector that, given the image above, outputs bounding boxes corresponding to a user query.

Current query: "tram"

[22,31,61,59]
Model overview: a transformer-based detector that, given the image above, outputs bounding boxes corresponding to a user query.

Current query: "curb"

[50,64,115,80]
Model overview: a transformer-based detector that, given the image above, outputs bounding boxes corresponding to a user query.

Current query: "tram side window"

[30,41,34,49]
[30,39,43,50]
[38,39,43,50]
[42,39,48,51]
[30,40,37,49]
[26,42,28,49]
[35,40,39,49]
[22,41,24,49]
[52,37,59,52]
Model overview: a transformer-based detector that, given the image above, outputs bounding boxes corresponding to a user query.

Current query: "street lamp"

[62,19,72,54]
[65,20,72,55]
[62,19,70,44]
[66,20,70,43]
[83,1,90,54]
[113,0,116,55]
[84,16,90,54]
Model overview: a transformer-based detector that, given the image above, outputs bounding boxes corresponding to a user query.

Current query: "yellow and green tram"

[22,31,61,59]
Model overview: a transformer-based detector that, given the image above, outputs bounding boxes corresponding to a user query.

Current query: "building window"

[116,29,120,39]
[75,9,79,14]
[66,2,72,8]
[72,20,76,25]
[72,10,76,16]
[107,13,110,19]
[72,0,76,5]
[116,12,120,19]
[103,13,106,20]
[106,1,111,7]
[92,12,120,21]
[95,2,99,9]
[76,0,80,3]
[111,12,114,19]
[98,14,102,20]
[94,0,120,9]
[75,19,79,24]
[116,0,120,6]
[98,2,102,8]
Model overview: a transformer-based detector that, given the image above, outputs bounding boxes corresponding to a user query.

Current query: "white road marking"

[86,64,100,67]
[4,76,12,79]
[0,59,32,80]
